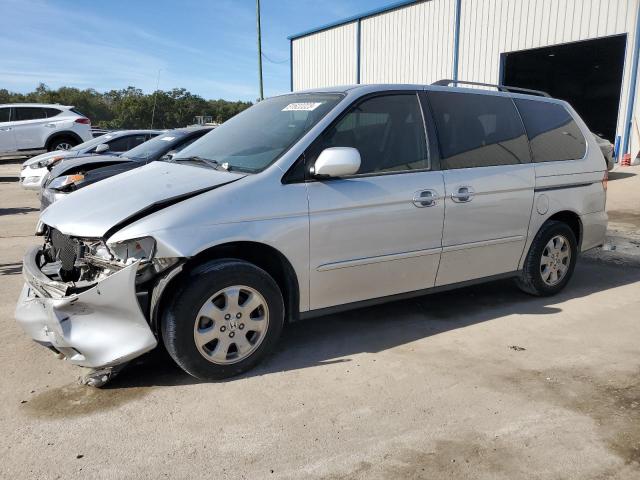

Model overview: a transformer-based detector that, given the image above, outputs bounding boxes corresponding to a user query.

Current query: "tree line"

[0,83,252,129]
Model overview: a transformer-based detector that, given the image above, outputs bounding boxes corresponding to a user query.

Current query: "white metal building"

[289,0,640,159]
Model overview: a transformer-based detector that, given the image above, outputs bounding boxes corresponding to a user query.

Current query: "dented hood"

[40,161,245,238]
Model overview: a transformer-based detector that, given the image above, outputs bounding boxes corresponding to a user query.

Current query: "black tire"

[161,259,285,380]
[516,220,578,296]
[48,136,78,151]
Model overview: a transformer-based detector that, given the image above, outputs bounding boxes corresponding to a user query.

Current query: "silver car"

[20,130,162,190]
[15,83,608,385]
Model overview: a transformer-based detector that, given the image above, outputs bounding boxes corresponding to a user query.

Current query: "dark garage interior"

[502,34,627,143]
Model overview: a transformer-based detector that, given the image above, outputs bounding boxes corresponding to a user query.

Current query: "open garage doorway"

[502,35,626,143]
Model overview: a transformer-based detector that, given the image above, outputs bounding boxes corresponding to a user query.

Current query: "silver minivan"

[16,82,608,385]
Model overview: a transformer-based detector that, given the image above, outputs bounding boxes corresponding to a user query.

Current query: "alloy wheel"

[540,234,571,286]
[193,285,269,365]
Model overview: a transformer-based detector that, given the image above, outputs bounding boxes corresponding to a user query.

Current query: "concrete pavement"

[0,170,639,479]
[0,159,22,182]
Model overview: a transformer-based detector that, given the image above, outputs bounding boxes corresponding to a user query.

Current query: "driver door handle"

[413,189,438,207]
[450,185,475,203]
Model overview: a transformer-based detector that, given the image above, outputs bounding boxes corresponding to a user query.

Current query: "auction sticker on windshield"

[160,136,175,141]
[282,102,322,112]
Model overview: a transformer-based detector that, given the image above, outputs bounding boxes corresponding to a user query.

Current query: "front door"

[0,107,15,153]
[306,92,445,310]
[425,90,535,286]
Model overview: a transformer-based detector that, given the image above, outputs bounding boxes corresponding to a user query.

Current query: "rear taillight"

[602,170,608,191]
[74,117,90,125]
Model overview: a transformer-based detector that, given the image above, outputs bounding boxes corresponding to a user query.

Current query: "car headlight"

[48,174,84,191]
[108,237,156,263]
[33,155,65,169]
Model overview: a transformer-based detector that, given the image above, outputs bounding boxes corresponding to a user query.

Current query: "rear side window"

[15,107,46,121]
[428,91,530,169]
[515,99,586,162]
[309,93,429,175]
[0,108,10,122]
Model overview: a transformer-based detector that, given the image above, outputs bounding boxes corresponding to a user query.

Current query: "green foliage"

[1,83,252,129]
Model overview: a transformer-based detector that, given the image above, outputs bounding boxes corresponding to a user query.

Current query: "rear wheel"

[516,221,578,296]
[161,259,285,380]
[48,136,77,151]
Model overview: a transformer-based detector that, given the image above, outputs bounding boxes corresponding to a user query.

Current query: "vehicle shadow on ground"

[108,257,640,389]
[0,207,39,216]
[609,171,636,180]
[0,262,23,276]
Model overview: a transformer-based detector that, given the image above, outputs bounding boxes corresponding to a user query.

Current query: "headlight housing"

[33,155,65,169]
[48,174,85,191]
[108,237,156,264]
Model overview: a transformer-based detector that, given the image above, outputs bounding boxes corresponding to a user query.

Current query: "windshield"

[71,133,116,152]
[173,93,343,173]
[124,132,184,160]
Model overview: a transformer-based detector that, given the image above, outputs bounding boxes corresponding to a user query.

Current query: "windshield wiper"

[173,156,231,171]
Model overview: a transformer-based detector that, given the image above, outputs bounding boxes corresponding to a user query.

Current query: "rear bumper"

[581,210,608,252]
[15,246,157,368]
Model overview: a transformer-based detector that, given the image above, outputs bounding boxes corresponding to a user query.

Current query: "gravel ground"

[0,169,639,479]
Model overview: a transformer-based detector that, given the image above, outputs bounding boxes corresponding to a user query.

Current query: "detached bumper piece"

[15,246,157,369]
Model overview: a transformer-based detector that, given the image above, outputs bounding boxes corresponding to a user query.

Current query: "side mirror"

[313,147,361,178]
[94,143,109,153]
[161,150,177,161]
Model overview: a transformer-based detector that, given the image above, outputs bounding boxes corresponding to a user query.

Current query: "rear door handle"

[450,185,474,203]
[413,189,438,207]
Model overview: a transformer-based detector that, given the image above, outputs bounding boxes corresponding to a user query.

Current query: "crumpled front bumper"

[40,187,66,210]
[15,246,157,368]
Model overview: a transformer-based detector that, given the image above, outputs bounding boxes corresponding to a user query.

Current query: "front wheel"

[161,259,285,380]
[516,221,578,296]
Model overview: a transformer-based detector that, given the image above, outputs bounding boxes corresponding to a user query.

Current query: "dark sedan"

[40,127,213,209]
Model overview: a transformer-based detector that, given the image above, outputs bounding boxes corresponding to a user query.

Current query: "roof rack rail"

[432,79,551,98]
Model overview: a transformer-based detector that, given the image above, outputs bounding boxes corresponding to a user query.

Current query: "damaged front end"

[15,225,181,379]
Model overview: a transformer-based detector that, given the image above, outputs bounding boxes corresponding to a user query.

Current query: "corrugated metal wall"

[291,22,357,91]
[360,0,456,84]
[291,0,640,149]
[458,0,638,140]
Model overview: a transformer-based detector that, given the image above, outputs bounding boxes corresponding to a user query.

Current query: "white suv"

[0,103,93,156]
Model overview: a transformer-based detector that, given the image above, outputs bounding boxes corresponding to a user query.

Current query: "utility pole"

[150,68,162,128]
[256,0,264,101]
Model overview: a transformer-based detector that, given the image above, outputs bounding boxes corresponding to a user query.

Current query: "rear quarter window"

[43,108,62,118]
[514,99,586,162]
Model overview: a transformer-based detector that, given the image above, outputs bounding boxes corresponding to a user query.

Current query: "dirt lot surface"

[1,168,639,479]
